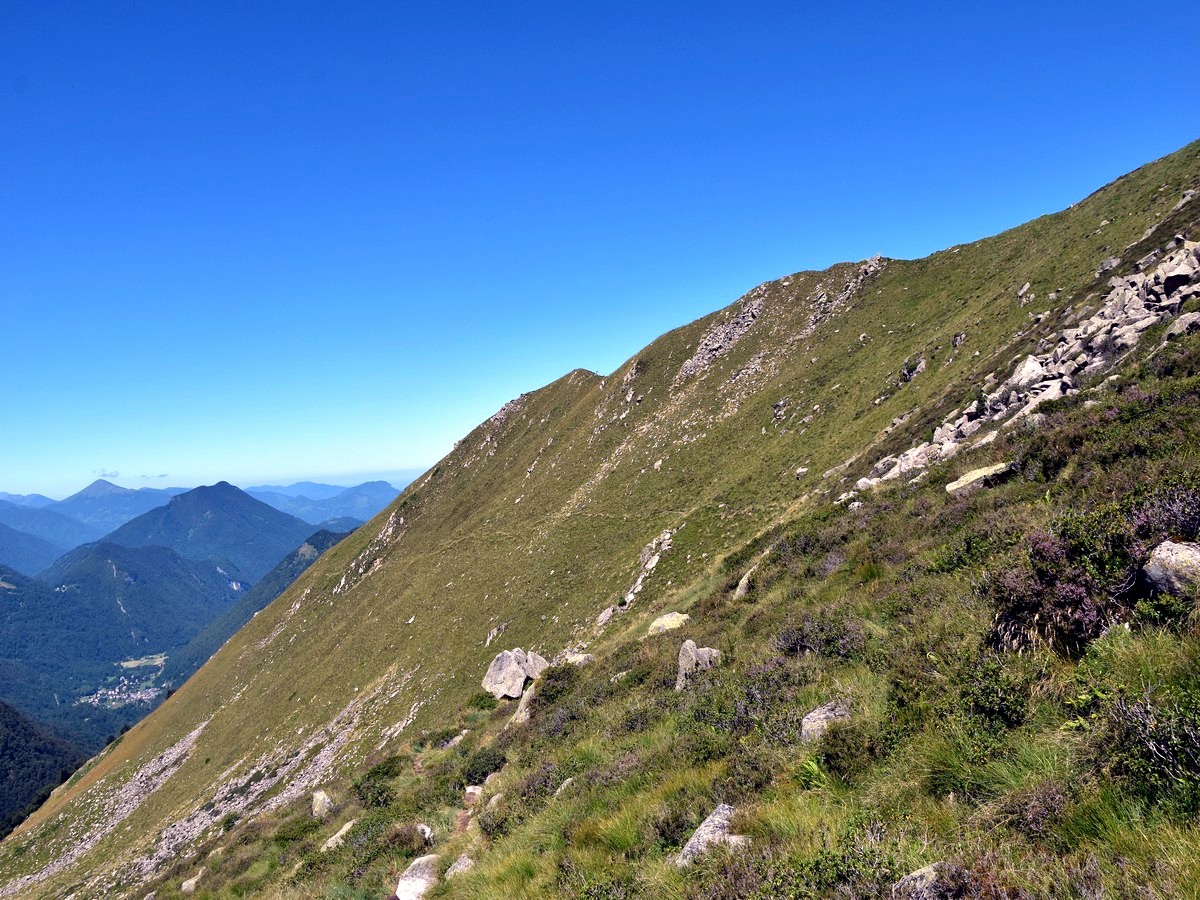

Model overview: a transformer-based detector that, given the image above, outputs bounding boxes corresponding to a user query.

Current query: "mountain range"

[1,141,1198,898]
[0,480,393,575]
[246,480,401,524]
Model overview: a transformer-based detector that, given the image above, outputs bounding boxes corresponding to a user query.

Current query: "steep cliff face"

[2,141,1198,898]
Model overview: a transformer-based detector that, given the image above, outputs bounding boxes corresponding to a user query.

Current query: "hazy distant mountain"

[247,480,400,524]
[47,480,188,534]
[164,529,351,687]
[244,481,349,501]
[0,492,55,509]
[314,516,364,533]
[0,500,102,551]
[103,482,314,582]
[0,699,81,839]
[0,523,66,576]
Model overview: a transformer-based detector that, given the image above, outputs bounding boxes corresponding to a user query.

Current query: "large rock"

[394,853,440,899]
[481,648,549,699]
[1008,355,1046,389]
[647,612,690,635]
[945,462,1011,497]
[675,639,722,691]
[507,682,536,727]
[1143,541,1200,597]
[800,699,850,743]
[311,789,333,820]
[1166,312,1200,340]
[675,803,749,867]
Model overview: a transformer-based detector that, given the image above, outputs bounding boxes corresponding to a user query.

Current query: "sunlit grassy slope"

[1,140,1198,899]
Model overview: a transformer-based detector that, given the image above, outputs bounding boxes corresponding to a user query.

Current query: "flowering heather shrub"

[989,475,1200,654]
[775,607,866,660]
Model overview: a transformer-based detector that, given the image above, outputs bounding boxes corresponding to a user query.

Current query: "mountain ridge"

[102,482,316,583]
[2,139,1198,898]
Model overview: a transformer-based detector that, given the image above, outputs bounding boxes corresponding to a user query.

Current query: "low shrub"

[460,746,506,786]
[1106,686,1200,815]
[774,607,866,660]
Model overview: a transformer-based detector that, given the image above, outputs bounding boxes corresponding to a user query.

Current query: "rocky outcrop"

[857,238,1200,492]
[800,699,850,743]
[675,639,722,690]
[481,648,549,699]
[445,854,475,878]
[674,803,749,867]
[648,612,690,635]
[1143,541,1200,597]
[945,462,1011,496]
[622,529,677,606]
[311,789,333,820]
[676,297,765,384]
[394,853,440,899]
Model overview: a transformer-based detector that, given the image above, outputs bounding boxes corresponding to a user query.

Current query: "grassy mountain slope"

[162,529,352,689]
[104,482,315,582]
[2,141,1199,899]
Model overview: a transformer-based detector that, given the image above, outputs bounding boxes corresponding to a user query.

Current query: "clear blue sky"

[3,1,1195,498]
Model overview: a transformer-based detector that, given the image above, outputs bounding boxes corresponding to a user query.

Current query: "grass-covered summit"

[2,140,1199,899]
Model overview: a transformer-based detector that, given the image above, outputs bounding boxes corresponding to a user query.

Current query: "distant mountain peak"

[71,479,131,499]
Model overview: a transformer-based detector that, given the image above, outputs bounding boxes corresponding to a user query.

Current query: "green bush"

[1107,686,1200,815]
[461,745,506,786]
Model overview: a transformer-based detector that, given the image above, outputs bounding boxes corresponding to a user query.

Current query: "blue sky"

[2,1,1195,498]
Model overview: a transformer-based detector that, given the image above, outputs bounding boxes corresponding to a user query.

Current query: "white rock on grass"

[394,853,440,899]
[180,869,204,895]
[674,803,749,867]
[320,818,357,853]
[800,699,850,743]
[647,612,690,635]
[675,639,722,691]
[507,683,536,728]
[481,648,549,699]
[445,853,475,878]
[945,462,1011,497]
[311,789,333,820]
[1143,541,1200,597]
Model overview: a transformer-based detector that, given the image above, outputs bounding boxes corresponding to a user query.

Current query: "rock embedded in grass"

[481,648,549,699]
[800,699,850,743]
[674,803,749,867]
[311,789,333,820]
[1143,541,1200,597]
[647,612,690,635]
[675,639,722,691]
[394,853,440,899]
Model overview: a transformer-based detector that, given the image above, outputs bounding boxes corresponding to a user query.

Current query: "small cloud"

[138,474,170,480]
[94,468,120,478]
